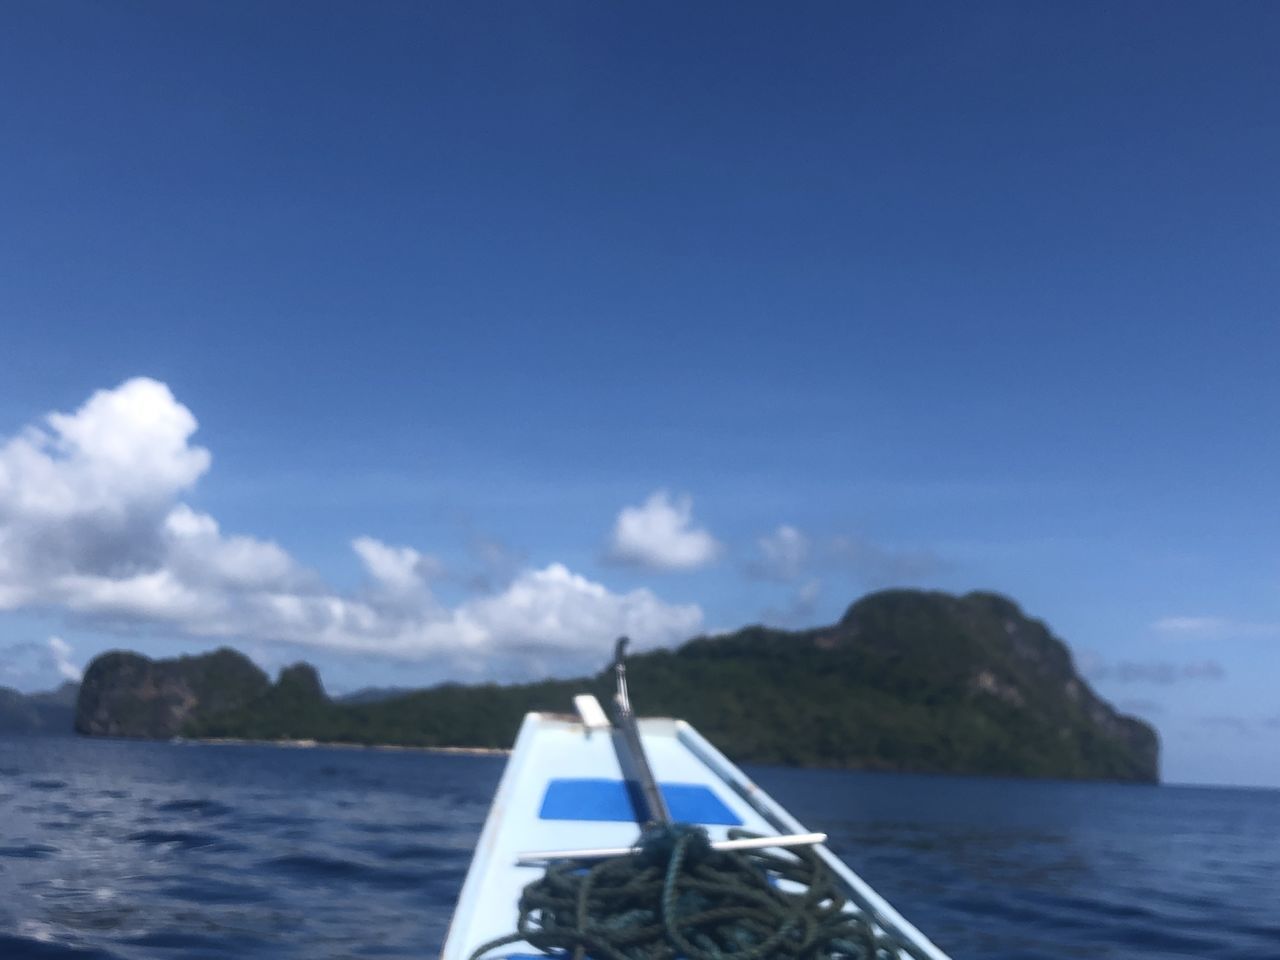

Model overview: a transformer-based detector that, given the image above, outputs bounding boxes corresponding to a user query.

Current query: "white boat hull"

[442,711,951,960]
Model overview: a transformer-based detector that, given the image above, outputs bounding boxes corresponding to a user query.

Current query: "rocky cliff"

[74,648,271,738]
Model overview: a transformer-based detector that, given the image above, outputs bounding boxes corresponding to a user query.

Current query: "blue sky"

[1,2,1278,787]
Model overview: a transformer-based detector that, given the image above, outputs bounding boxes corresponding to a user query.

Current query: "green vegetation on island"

[74,590,1159,782]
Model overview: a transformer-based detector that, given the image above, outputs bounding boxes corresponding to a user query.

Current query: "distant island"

[0,681,80,735]
[71,590,1159,782]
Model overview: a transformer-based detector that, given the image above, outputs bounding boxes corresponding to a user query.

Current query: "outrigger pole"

[609,637,672,826]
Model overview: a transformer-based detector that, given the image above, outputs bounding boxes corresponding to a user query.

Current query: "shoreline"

[181,736,510,756]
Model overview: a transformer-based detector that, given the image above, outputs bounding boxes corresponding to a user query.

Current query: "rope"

[467,824,882,960]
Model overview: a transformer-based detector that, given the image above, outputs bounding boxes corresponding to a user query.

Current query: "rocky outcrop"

[828,590,1159,781]
[74,648,270,738]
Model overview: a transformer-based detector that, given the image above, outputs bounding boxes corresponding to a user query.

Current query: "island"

[0,681,79,735]
[74,589,1159,782]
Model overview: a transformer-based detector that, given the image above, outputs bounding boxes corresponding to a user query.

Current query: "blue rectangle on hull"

[538,778,742,825]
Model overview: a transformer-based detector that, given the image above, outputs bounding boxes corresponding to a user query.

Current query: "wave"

[0,934,123,959]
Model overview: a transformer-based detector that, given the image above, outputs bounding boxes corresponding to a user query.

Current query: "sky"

[1,2,1278,788]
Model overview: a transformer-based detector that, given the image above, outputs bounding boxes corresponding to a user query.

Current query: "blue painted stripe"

[538,778,742,825]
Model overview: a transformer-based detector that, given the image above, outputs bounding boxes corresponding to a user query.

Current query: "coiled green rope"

[467,824,881,960]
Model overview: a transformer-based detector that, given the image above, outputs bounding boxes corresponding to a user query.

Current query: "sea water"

[0,735,1275,960]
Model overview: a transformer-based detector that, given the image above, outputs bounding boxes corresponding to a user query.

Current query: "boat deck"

[442,712,950,960]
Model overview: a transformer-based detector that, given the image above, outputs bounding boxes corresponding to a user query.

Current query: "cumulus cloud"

[608,491,720,571]
[0,378,211,610]
[461,564,701,656]
[0,378,210,521]
[353,535,445,604]
[0,380,703,672]
[47,636,81,682]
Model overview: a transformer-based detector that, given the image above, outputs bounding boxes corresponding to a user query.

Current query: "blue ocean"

[0,735,1275,960]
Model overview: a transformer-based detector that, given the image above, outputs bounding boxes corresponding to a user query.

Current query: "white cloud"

[0,379,703,673]
[47,636,81,682]
[462,563,701,655]
[752,525,810,582]
[0,377,208,520]
[165,505,298,590]
[353,536,443,596]
[608,491,720,571]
